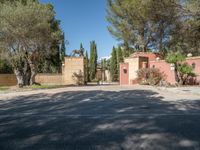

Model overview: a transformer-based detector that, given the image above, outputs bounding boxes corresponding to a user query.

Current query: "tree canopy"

[107,0,200,55]
[0,0,62,86]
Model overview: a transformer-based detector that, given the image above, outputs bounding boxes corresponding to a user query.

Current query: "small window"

[152,65,155,68]
[123,69,127,74]
[192,63,196,69]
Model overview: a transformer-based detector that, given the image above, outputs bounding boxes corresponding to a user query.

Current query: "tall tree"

[120,41,135,57]
[89,41,98,81]
[176,0,200,55]
[148,0,181,55]
[79,42,85,57]
[107,0,197,56]
[107,0,152,52]
[0,0,62,87]
[117,46,124,79]
[60,32,66,63]
[117,46,124,64]
[110,46,118,81]
[84,51,89,83]
[42,4,62,74]
[80,43,83,50]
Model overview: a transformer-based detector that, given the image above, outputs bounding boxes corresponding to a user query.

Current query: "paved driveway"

[0,86,200,150]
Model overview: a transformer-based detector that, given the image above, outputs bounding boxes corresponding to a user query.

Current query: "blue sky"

[40,0,118,58]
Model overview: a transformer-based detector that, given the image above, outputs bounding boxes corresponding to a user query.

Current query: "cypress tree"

[80,43,83,51]
[117,46,124,79]
[117,46,124,64]
[89,41,98,81]
[60,33,66,62]
[79,43,85,56]
[84,51,89,83]
[110,46,118,81]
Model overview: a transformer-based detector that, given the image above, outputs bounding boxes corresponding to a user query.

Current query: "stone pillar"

[62,57,85,85]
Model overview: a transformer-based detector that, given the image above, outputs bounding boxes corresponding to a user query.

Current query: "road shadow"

[0,89,200,150]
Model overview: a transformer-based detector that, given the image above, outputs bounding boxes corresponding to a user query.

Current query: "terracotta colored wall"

[186,57,200,83]
[120,63,129,85]
[62,57,84,85]
[150,57,200,85]
[150,61,176,84]
[120,54,200,85]
[130,52,158,61]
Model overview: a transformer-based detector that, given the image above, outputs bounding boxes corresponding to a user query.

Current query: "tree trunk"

[29,61,37,85]
[174,64,180,84]
[144,44,147,52]
[141,25,148,52]
[159,21,164,55]
[23,61,31,86]
[14,68,24,88]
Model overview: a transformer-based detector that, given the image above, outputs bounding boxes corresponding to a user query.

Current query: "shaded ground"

[0,86,200,150]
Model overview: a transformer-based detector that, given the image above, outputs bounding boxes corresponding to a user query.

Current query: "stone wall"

[62,57,84,85]
[0,57,85,86]
[0,74,63,86]
[124,57,148,84]
[125,57,139,84]
[35,74,63,85]
[0,74,17,86]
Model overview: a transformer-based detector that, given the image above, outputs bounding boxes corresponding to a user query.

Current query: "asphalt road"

[0,86,200,150]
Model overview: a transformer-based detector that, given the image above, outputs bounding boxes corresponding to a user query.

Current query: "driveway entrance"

[0,86,200,150]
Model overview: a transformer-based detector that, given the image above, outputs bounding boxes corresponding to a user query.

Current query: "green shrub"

[166,51,196,85]
[137,68,165,85]
[178,63,196,85]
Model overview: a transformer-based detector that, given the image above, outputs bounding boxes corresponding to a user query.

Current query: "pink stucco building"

[120,52,200,85]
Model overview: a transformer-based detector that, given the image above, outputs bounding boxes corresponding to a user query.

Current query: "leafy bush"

[137,68,165,85]
[166,51,196,85]
[0,59,13,73]
[178,63,196,85]
[166,51,186,64]
[72,70,84,85]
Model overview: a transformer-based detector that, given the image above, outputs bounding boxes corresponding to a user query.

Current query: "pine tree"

[89,41,98,81]
[107,0,183,54]
[110,46,118,81]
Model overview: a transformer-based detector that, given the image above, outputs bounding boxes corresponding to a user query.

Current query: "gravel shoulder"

[0,85,199,101]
